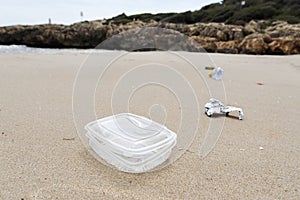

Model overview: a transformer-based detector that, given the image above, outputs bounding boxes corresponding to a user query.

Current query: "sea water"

[0,45,119,54]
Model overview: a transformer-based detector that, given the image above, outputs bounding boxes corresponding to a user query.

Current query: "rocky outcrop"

[0,21,109,48]
[0,20,299,55]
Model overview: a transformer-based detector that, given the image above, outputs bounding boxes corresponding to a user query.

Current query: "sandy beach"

[0,51,299,199]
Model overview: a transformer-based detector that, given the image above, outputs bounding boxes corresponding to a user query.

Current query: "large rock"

[216,41,238,54]
[265,21,300,38]
[216,30,228,41]
[191,36,217,52]
[268,37,300,55]
[244,20,259,34]
[238,33,271,54]
[100,27,203,52]
[244,20,269,34]
[189,23,244,41]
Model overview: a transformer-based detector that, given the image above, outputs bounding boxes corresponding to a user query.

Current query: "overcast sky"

[0,0,220,26]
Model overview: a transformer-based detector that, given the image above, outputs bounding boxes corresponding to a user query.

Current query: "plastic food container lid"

[85,113,168,140]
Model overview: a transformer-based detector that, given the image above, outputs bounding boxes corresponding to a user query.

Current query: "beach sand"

[0,52,299,199]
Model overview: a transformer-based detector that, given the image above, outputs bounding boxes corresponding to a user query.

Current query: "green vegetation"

[107,0,300,25]
[105,12,175,24]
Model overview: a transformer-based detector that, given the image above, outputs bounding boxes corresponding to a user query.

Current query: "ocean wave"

[0,45,120,53]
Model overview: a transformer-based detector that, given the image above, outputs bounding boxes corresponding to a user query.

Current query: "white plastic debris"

[259,146,264,150]
[208,67,224,80]
[85,113,177,173]
[205,98,244,120]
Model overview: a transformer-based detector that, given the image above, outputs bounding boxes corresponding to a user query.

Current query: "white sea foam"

[0,45,120,53]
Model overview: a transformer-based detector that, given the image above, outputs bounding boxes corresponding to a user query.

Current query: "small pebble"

[259,146,264,150]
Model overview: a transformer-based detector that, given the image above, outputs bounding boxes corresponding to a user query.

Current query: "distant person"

[80,11,83,21]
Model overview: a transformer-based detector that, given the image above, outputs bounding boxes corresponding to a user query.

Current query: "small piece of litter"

[205,66,215,70]
[208,67,224,80]
[256,82,264,85]
[63,137,75,141]
[205,98,244,120]
[240,148,245,151]
[259,146,264,150]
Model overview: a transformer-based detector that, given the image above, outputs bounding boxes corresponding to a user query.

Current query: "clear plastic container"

[89,139,173,173]
[85,126,175,155]
[88,135,176,173]
[85,113,177,173]
[86,131,175,158]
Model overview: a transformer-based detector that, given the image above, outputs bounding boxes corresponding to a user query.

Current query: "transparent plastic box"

[85,113,177,173]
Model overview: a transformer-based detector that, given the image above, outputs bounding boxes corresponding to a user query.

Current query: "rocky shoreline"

[0,20,299,55]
